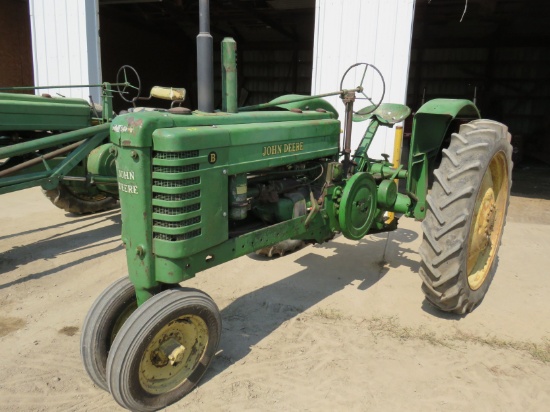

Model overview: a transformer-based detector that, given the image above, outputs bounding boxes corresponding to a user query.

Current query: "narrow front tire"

[107,288,221,411]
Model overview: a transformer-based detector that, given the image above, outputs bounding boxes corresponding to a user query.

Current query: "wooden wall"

[0,0,34,88]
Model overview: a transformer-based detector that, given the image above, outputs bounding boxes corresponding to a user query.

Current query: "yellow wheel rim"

[139,315,209,395]
[467,151,509,290]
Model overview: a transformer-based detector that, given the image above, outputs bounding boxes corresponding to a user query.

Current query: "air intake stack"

[197,0,214,112]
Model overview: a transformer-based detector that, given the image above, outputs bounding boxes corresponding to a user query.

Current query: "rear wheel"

[43,183,118,214]
[107,288,221,412]
[419,120,512,314]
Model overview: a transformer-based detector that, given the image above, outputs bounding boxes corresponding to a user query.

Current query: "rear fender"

[406,99,480,219]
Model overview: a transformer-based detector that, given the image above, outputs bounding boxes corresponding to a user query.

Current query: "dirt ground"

[1,187,549,412]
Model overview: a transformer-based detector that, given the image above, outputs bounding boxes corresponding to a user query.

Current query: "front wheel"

[107,288,221,412]
[419,120,512,314]
[81,277,137,391]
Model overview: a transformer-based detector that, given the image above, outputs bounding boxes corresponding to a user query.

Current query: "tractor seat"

[122,86,187,114]
[353,103,411,126]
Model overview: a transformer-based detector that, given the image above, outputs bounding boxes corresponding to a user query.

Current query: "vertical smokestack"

[197,0,214,112]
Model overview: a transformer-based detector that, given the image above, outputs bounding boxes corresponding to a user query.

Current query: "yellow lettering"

[263,143,304,157]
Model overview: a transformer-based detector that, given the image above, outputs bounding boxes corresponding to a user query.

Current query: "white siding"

[29,0,101,102]
[313,0,415,161]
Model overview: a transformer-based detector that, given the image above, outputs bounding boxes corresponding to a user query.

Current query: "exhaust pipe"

[197,0,214,112]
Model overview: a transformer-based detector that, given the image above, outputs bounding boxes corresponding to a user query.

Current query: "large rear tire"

[43,183,118,214]
[419,120,513,314]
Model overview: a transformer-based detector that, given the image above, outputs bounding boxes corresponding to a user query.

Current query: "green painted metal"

[49,132,108,180]
[0,92,92,131]
[353,103,411,125]
[154,213,334,285]
[85,143,119,195]
[377,179,397,209]
[221,38,238,113]
[239,90,351,115]
[0,128,109,194]
[406,98,480,219]
[393,193,412,214]
[0,123,108,159]
[0,171,53,194]
[267,94,340,118]
[352,119,380,172]
[368,163,408,179]
[116,145,158,305]
[0,78,130,201]
[338,172,378,240]
[101,83,115,123]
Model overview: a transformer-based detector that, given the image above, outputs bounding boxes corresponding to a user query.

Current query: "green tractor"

[78,9,513,409]
[0,66,186,213]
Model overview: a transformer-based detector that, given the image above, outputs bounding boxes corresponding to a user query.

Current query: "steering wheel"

[339,63,385,116]
[116,65,142,103]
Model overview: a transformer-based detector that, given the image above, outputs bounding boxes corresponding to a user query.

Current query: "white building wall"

[313,0,415,162]
[29,0,101,102]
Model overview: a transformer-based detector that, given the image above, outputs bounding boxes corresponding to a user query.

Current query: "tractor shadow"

[202,227,420,384]
[0,210,122,289]
[0,208,120,242]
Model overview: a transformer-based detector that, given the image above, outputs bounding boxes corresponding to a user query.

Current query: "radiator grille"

[153,204,200,215]
[153,191,200,202]
[153,177,200,188]
[152,150,202,243]
[153,164,199,173]
[154,150,199,159]
[153,229,201,241]
[153,216,201,228]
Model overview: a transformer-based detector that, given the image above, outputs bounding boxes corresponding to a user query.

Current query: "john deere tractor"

[80,4,512,411]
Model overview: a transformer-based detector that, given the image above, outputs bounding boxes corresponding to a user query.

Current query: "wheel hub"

[471,188,496,254]
[153,337,187,367]
[467,151,509,291]
[139,315,209,395]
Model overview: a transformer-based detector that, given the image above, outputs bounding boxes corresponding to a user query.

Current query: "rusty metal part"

[342,90,356,176]
[157,338,186,366]
[0,140,85,178]
[168,107,192,115]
